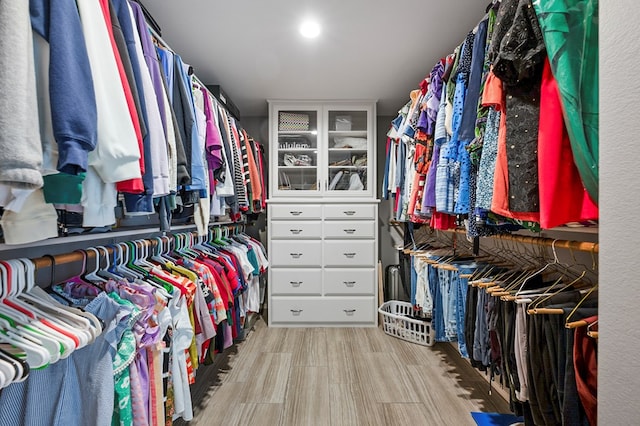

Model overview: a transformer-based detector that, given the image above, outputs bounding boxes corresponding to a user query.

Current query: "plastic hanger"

[29,287,102,339]
[1,295,87,351]
[14,257,98,344]
[0,302,74,359]
[9,295,92,349]
[0,312,61,365]
[0,260,8,299]
[0,331,49,369]
[20,291,97,344]
[81,247,107,284]
[96,246,126,281]
[0,347,27,385]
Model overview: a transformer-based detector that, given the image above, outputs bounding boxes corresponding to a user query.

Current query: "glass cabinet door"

[275,109,320,193]
[326,109,370,193]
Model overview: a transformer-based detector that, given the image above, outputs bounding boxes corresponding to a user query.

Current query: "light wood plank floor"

[180,319,510,425]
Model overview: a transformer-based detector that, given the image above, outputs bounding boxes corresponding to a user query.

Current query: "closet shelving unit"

[267,100,380,327]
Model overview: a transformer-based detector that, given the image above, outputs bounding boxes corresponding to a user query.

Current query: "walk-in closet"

[0,0,634,425]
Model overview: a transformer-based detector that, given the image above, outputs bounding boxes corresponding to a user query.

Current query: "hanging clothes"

[0,228,268,424]
[533,0,599,203]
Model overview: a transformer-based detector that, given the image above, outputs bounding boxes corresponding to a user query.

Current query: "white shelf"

[278,166,316,169]
[328,166,367,169]
[278,130,317,135]
[277,148,317,152]
[328,148,368,152]
[328,130,367,135]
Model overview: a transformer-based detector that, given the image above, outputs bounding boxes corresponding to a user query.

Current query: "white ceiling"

[142,0,486,117]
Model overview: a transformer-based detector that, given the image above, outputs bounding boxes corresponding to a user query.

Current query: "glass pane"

[327,169,367,192]
[328,110,367,131]
[327,151,367,168]
[278,110,318,132]
[278,133,317,150]
[278,168,318,191]
[277,110,319,192]
[326,110,368,193]
[278,151,317,167]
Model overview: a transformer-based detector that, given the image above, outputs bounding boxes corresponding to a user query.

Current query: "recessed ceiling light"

[299,19,321,38]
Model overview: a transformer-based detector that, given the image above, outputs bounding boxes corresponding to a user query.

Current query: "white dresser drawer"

[271,297,376,324]
[271,221,322,239]
[323,241,375,267]
[271,269,322,295]
[324,268,375,295]
[271,204,322,220]
[271,241,322,267]
[324,221,375,239]
[324,204,376,220]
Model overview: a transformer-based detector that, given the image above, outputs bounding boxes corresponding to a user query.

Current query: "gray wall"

[600,2,640,423]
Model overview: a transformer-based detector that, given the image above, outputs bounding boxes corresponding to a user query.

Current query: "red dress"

[537,60,598,229]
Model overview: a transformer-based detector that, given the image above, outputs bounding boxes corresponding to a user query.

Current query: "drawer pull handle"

[289,211,303,216]
[290,253,303,259]
[343,281,356,287]
[290,281,303,287]
[290,229,303,235]
[343,253,356,258]
[343,309,356,316]
[343,210,356,216]
[343,229,356,234]
[290,309,303,316]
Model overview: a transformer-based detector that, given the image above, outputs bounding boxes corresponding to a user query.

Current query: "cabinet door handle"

[343,309,356,315]
[343,253,356,258]
[290,309,303,315]
[343,281,356,287]
[343,229,356,234]
[289,281,303,287]
[290,229,303,235]
[289,211,303,216]
[343,210,356,216]
[290,253,303,259]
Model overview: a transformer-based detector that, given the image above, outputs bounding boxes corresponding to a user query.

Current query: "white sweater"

[0,1,43,213]
[76,0,141,183]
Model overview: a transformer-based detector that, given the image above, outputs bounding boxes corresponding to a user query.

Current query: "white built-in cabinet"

[267,100,379,327]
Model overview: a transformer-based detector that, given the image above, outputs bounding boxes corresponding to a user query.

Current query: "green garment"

[42,172,85,204]
[109,293,141,426]
[112,329,136,426]
[533,0,599,203]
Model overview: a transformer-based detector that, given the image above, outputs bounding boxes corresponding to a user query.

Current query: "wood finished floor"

[182,319,510,425]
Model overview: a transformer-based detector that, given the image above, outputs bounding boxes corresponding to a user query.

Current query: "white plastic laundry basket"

[378,301,434,346]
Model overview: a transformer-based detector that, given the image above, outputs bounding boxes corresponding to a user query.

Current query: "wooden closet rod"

[450,229,599,253]
[30,223,242,272]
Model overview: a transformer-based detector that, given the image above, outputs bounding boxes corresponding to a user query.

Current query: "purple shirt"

[130,1,167,134]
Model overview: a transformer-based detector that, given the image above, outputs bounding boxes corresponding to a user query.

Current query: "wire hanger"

[514,240,561,296]
[564,284,598,327]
